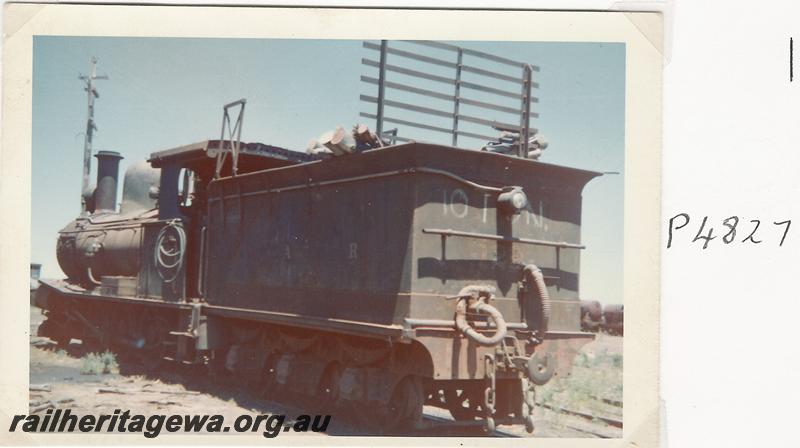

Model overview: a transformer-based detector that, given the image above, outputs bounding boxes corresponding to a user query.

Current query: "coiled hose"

[154,220,186,283]
[454,285,508,346]
[523,264,550,339]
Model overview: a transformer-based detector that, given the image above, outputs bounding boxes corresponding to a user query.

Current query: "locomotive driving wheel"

[139,316,171,371]
[110,310,137,363]
[38,312,71,348]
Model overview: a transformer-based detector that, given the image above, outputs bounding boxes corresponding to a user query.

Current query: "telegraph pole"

[79,56,108,213]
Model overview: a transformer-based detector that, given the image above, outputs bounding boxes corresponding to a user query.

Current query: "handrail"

[208,166,504,203]
[422,228,585,250]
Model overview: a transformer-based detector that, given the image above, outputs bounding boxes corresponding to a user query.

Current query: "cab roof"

[148,139,319,169]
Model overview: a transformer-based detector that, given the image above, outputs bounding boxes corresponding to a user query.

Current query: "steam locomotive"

[36,41,603,434]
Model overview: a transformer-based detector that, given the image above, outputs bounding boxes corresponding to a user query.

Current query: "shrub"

[80,350,119,375]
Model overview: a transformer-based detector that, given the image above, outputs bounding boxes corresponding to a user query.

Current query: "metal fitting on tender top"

[496,186,528,215]
[453,285,508,346]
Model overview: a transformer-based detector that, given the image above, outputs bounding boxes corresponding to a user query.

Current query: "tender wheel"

[261,354,282,401]
[317,362,342,413]
[372,375,424,434]
[207,349,230,381]
[139,316,170,370]
[443,388,483,421]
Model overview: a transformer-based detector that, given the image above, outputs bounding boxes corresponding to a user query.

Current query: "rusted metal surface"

[46,139,600,433]
[196,142,599,388]
[38,279,192,308]
[204,144,598,327]
[453,285,508,346]
[414,331,506,380]
[56,211,158,283]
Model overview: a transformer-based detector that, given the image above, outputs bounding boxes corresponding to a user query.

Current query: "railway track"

[416,404,622,438]
[530,394,623,438]
[539,403,623,428]
[418,391,624,438]
[415,414,519,437]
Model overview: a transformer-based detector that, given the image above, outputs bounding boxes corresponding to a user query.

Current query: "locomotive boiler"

[37,41,603,434]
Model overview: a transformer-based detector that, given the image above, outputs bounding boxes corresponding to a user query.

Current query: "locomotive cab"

[145,140,319,299]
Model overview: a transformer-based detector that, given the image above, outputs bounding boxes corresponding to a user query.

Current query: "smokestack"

[94,150,123,212]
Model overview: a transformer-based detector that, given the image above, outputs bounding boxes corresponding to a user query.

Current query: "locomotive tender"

[37,41,603,434]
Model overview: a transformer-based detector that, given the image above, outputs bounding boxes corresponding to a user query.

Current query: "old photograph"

[2,6,661,445]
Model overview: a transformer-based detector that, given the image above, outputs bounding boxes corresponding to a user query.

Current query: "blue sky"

[32,37,625,304]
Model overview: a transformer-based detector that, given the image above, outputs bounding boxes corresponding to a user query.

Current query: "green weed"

[80,350,119,375]
[537,347,623,417]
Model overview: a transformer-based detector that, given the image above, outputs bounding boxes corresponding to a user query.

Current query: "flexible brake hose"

[154,220,186,283]
[523,264,550,338]
[454,286,508,346]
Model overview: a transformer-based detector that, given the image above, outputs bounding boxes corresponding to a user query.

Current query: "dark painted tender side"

[203,143,600,378]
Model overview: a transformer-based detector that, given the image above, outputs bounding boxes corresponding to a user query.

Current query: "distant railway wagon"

[603,304,624,336]
[580,300,603,332]
[36,40,605,434]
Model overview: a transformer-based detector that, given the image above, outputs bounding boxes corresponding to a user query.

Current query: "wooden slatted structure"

[360,40,539,158]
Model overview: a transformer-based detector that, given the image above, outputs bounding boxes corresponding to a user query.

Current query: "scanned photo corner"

[1,5,662,446]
